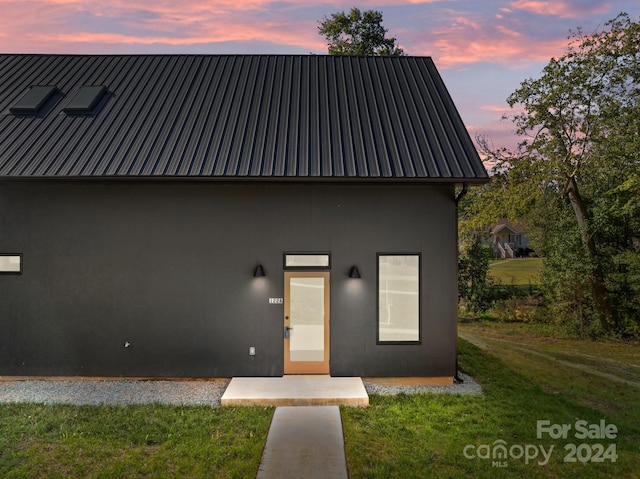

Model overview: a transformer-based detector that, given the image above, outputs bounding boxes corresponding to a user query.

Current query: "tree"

[458,236,494,313]
[318,7,404,56]
[502,13,640,334]
[458,134,539,240]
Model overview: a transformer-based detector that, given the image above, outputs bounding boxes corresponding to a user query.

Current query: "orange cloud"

[509,1,611,18]
[467,121,522,152]
[0,0,329,53]
[416,13,569,68]
[43,0,268,8]
[481,104,512,113]
[35,26,322,49]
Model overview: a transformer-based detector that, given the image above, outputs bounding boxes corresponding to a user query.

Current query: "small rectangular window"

[284,253,330,269]
[0,254,22,274]
[378,254,420,343]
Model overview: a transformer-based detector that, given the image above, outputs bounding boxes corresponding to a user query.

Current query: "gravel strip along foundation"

[0,379,231,406]
[363,373,482,396]
[0,374,481,406]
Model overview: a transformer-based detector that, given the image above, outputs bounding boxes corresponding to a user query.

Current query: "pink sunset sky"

[2,0,638,152]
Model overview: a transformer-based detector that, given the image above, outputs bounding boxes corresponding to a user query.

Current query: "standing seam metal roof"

[0,54,488,182]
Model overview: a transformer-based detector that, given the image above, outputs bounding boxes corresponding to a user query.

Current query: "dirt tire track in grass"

[459,331,640,389]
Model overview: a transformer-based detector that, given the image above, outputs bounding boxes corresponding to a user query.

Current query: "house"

[0,54,488,381]
[489,218,531,258]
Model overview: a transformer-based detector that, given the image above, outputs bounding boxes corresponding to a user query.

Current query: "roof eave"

[0,174,490,184]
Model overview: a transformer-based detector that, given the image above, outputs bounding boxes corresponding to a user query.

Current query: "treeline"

[459,13,640,338]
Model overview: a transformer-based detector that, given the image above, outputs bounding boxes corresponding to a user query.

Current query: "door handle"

[284,326,293,339]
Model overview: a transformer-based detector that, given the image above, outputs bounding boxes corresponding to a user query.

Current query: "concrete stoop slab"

[256,406,348,479]
[221,375,369,407]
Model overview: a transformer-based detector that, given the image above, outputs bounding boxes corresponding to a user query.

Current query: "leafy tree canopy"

[463,13,640,336]
[318,7,404,56]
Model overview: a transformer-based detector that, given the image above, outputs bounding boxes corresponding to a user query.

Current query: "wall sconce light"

[253,265,266,277]
[348,265,361,278]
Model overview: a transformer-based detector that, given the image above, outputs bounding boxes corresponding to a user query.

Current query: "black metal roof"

[0,54,487,182]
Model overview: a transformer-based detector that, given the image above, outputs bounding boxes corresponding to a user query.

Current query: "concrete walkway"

[257,406,349,479]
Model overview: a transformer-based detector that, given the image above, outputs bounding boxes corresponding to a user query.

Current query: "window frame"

[0,254,23,275]
[376,253,422,345]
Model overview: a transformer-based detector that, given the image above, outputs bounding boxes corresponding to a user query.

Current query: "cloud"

[467,121,522,152]
[481,104,512,113]
[413,13,567,68]
[0,0,606,61]
[509,0,611,18]
[0,0,460,55]
[0,0,330,53]
[34,26,323,50]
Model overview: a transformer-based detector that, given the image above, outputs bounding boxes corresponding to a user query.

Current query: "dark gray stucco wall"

[0,181,458,377]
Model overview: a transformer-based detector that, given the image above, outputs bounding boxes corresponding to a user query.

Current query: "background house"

[0,54,488,379]
[488,218,531,258]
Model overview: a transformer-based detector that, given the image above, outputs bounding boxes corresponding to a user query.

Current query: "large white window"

[378,254,420,343]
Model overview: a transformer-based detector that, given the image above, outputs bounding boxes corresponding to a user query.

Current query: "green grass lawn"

[0,405,272,479]
[489,257,544,285]
[2,322,638,478]
[341,336,639,478]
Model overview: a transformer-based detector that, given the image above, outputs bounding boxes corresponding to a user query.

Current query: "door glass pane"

[289,277,325,361]
[378,255,420,342]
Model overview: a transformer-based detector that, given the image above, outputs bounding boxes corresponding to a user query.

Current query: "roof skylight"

[10,85,58,114]
[64,85,107,113]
